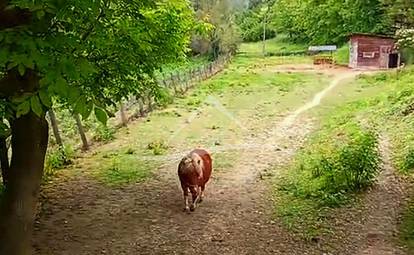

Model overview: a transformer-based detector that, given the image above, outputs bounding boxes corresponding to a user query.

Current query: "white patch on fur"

[190,152,204,179]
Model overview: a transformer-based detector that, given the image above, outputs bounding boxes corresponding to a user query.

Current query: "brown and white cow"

[177,149,212,212]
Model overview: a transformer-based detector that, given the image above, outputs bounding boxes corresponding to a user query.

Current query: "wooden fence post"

[48,109,64,147]
[119,102,128,126]
[74,113,89,151]
[137,97,144,116]
[147,94,153,112]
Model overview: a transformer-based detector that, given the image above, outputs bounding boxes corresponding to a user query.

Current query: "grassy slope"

[272,67,414,247]
[239,35,308,55]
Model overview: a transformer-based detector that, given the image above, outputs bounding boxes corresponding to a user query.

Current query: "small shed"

[349,33,400,69]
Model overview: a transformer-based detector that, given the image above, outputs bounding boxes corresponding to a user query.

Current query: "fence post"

[147,94,153,112]
[74,113,89,151]
[48,109,63,147]
[170,73,177,94]
[119,102,128,126]
[136,97,145,117]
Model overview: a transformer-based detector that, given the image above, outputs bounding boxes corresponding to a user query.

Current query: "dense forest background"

[189,0,414,62]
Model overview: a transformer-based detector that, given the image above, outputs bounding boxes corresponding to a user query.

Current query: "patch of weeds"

[212,152,239,172]
[402,149,414,172]
[93,124,115,142]
[101,151,119,159]
[275,190,330,240]
[98,155,155,186]
[147,140,169,155]
[44,145,74,181]
[155,87,174,108]
[125,147,135,155]
[45,145,74,170]
[155,109,182,117]
[186,97,202,107]
[399,197,414,251]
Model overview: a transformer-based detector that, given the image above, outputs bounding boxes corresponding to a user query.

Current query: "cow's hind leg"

[199,184,205,203]
[182,185,190,212]
[189,186,199,211]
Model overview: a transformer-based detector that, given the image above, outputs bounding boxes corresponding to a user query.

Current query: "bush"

[44,145,74,179]
[282,122,380,206]
[45,145,74,170]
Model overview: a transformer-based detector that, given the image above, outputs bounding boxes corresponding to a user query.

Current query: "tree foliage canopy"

[271,0,389,45]
[0,0,198,130]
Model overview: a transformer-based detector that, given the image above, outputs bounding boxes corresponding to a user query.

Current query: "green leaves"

[94,107,108,125]
[18,64,25,76]
[16,100,30,118]
[0,122,10,138]
[1,0,196,124]
[15,95,47,118]
[30,95,43,117]
[39,90,52,108]
[73,96,93,119]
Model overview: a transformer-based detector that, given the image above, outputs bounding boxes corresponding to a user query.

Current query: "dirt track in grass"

[32,65,410,255]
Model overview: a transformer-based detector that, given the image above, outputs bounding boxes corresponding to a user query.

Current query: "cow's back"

[191,149,212,185]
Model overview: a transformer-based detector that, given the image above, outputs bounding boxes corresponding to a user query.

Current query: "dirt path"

[32,67,408,255]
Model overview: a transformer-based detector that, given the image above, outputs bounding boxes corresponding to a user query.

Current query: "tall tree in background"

[382,0,414,29]
[236,0,276,42]
[0,0,196,254]
[271,0,388,45]
[191,0,241,58]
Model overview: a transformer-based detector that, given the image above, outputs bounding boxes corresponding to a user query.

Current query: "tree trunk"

[47,109,63,147]
[74,114,88,151]
[0,137,9,186]
[0,112,49,255]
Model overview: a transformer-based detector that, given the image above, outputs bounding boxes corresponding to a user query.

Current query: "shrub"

[282,123,380,206]
[44,145,74,180]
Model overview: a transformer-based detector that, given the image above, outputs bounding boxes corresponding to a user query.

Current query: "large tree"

[382,0,414,29]
[271,0,388,45]
[190,0,241,57]
[0,0,197,254]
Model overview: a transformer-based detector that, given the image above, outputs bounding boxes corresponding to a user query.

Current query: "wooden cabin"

[349,33,400,69]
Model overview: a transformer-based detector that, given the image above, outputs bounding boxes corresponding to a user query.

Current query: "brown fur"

[177,149,212,212]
